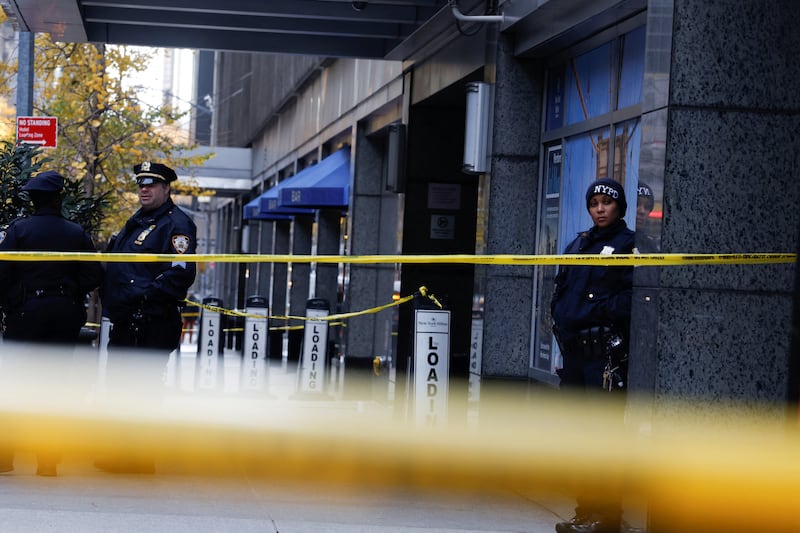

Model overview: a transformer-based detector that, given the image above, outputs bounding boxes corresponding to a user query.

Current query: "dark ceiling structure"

[0,0,499,60]
[1,1,648,61]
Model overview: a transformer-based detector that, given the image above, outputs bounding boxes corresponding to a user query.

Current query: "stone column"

[346,126,400,383]
[479,32,544,380]
[271,220,291,358]
[315,209,342,308]
[287,215,313,360]
[638,0,800,530]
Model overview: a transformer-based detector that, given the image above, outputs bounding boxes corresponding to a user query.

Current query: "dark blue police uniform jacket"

[551,219,635,341]
[0,206,103,342]
[551,219,635,389]
[102,198,196,326]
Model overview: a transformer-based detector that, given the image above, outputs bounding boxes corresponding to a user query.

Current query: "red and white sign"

[16,116,58,148]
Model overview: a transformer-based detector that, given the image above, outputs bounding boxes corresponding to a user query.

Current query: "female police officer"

[550,178,635,533]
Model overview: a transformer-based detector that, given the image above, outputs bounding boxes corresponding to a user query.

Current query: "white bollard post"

[97,316,112,392]
[297,298,329,396]
[413,304,450,427]
[241,295,269,392]
[468,311,483,403]
[196,297,224,391]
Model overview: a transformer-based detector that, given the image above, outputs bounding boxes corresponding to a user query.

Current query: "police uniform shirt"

[550,219,635,339]
[0,206,102,306]
[102,198,196,323]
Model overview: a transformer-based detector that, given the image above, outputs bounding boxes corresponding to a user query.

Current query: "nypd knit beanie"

[585,178,627,217]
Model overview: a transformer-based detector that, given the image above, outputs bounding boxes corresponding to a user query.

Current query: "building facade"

[208,0,798,425]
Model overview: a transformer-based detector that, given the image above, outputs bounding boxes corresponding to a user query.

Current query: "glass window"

[614,118,642,224]
[560,127,611,241]
[618,26,646,110]
[566,42,613,125]
[545,26,645,132]
[545,66,565,131]
[533,25,647,380]
[533,145,562,374]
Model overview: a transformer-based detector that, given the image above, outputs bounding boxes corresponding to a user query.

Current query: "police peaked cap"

[134,162,178,185]
[22,170,65,194]
[585,178,627,217]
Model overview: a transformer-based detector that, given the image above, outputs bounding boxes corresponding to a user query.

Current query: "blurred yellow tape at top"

[0,251,795,266]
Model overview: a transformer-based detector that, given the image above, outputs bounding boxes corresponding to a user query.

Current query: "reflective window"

[545,26,646,131]
[566,42,613,125]
[534,25,650,379]
[618,26,646,109]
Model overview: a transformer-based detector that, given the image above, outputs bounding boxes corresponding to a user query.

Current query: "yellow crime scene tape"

[0,250,795,265]
[1,251,797,532]
[183,289,422,324]
[91,283,431,333]
[30,250,792,333]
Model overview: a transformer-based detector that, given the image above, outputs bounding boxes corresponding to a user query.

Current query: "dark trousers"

[559,348,626,524]
[99,309,181,472]
[3,295,86,344]
[108,308,182,354]
[1,295,85,474]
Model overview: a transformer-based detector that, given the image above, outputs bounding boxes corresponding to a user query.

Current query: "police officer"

[635,182,660,253]
[550,178,635,533]
[0,170,103,343]
[0,170,103,477]
[96,162,196,474]
[101,162,197,353]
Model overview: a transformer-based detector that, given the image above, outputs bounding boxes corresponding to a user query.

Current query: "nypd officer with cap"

[101,162,196,353]
[550,177,635,533]
[0,170,103,344]
[97,162,196,474]
[0,170,103,477]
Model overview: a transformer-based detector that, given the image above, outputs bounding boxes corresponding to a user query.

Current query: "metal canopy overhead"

[0,0,465,60]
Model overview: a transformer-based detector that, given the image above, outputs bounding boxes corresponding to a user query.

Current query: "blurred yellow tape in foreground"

[0,346,798,532]
[0,251,795,266]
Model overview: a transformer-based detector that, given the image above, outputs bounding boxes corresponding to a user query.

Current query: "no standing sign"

[16,116,58,148]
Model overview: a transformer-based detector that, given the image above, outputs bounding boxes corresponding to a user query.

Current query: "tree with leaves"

[0,14,213,327]
[0,141,111,231]
[0,11,210,244]
[32,37,210,242]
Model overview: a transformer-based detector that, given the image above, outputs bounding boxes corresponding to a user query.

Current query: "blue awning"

[278,148,350,208]
[243,197,292,221]
[256,176,316,217]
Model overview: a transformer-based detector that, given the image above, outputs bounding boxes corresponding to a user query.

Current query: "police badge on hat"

[0,230,6,245]
[171,234,190,254]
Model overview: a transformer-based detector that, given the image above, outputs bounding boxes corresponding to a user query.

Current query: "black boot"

[555,512,621,533]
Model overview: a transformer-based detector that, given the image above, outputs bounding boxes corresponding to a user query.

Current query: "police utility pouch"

[576,326,628,391]
[576,326,609,360]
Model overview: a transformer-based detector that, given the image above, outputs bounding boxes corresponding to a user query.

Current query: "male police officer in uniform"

[0,170,103,476]
[102,162,197,353]
[97,162,196,474]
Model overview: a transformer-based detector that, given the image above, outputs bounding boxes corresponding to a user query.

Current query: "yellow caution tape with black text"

[0,251,794,266]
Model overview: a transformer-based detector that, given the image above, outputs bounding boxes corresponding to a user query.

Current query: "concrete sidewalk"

[1,452,578,533]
